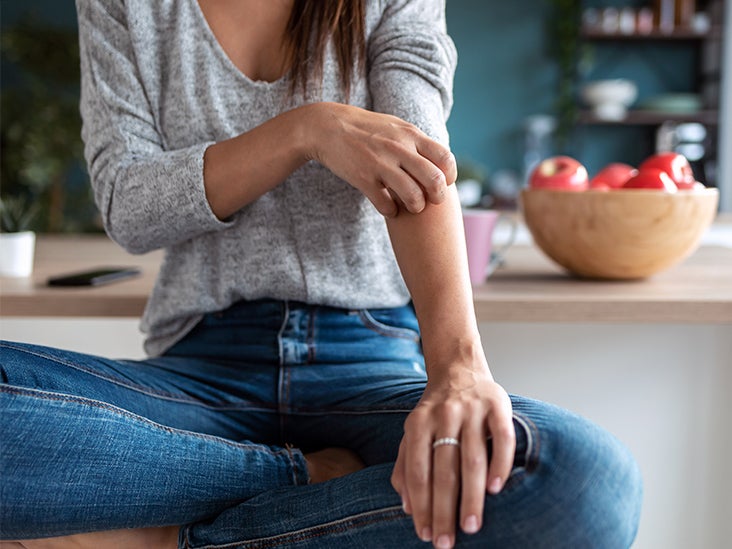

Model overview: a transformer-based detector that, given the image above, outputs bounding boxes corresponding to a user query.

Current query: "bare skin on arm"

[202,101,455,221]
[386,189,516,549]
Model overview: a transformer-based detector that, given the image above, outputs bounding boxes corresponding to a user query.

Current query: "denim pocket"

[356,308,420,342]
[511,411,539,473]
[494,411,540,495]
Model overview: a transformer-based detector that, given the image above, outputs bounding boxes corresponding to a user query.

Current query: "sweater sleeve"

[367,0,457,146]
[76,0,231,254]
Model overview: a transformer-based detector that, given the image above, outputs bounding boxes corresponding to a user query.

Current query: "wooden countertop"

[0,236,163,318]
[475,245,731,323]
[1,229,731,323]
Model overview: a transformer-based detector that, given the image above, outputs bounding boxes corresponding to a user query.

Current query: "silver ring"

[432,437,460,449]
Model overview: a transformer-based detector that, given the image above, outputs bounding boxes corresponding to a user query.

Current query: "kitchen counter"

[475,244,732,323]
[2,222,731,322]
[0,236,163,317]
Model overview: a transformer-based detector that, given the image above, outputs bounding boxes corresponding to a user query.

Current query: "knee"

[540,404,643,549]
[514,403,643,548]
[566,421,643,548]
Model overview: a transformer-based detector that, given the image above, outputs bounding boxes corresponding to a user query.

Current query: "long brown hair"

[284,0,366,97]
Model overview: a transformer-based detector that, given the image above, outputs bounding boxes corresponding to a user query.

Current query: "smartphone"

[47,267,141,287]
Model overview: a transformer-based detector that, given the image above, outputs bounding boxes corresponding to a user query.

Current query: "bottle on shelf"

[675,0,696,28]
[637,7,655,34]
[655,0,676,34]
[522,115,557,186]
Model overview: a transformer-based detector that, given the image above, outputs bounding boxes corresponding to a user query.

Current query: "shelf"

[581,27,722,41]
[578,109,719,126]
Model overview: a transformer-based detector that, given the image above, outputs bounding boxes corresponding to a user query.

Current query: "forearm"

[388,185,515,544]
[203,105,316,220]
[205,101,456,220]
[386,187,488,377]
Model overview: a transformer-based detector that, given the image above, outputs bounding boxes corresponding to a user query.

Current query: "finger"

[404,419,434,542]
[399,154,448,206]
[486,401,516,495]
[391,440,411,514]
[432,439,461,548]
[402,481,413,516]
[415,139,457,187]
[381,169,427,214]
[459,416,489,534]
[386,187,407,215]
[365,185,398,218]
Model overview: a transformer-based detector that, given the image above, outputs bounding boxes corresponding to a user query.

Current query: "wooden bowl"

[519,187,719,279]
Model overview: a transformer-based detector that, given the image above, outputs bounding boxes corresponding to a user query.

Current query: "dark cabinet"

[575,0,724,187]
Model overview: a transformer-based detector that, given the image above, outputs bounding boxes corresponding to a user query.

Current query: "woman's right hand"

[304,102,457,217]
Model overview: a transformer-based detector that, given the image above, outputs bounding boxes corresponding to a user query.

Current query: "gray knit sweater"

[76,0,457,356]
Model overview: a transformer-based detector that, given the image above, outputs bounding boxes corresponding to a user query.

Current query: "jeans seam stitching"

[276,301,289,442]
[307,308,316,364]
[357,310,420,342]
[185,505,404,548]
[285,408,415,415]
[0,342,256,409]
[0,384,290,456]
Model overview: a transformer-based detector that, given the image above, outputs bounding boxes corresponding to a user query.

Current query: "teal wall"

[445,0,700,182]
[0,0,77,27]
[445,0,559,180]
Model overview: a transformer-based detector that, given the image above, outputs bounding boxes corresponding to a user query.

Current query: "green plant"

[0,195,40,233]
[456,157,488,184]
[546,0,583,151]
[1,15,99,233]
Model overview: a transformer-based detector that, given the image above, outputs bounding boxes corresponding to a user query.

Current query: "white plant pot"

[0,231,36,277]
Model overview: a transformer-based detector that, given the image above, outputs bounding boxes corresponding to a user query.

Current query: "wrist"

[297,102,337,164]
[422,332,491,378]
[417,301,481,362]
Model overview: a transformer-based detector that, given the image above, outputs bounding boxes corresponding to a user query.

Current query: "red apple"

[590,163,638,189]
[529,156,589,191]
[639,152,696,190]
[590,182,612,191]
[623,168,677,192]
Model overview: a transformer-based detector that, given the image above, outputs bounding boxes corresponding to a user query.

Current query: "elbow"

[104,221,157,255]
[102,202,159,255]
[93,168,159,255]
[112,238,155,256]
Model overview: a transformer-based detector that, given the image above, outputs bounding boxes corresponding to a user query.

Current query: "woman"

[0,1,642,547]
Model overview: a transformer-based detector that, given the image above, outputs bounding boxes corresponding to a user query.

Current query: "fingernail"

[420,527,432,542]
[402,498,410,514]
[463,514,480,534]
[488,476,503,494]
[436,534,452,548]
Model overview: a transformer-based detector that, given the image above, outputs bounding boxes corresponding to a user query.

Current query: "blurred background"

[1,0,729,234]
[447,0,727,210]
[2,3,731,549]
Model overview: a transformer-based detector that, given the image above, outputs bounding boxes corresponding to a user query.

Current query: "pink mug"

[462,209,517,285]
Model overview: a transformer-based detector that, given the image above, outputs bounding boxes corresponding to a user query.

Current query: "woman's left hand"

[390,360,515,549]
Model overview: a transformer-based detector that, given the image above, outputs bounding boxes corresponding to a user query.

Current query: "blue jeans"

[1,299,642,547]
